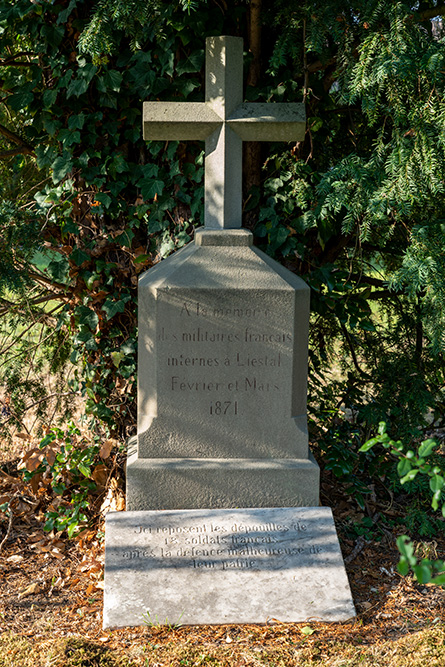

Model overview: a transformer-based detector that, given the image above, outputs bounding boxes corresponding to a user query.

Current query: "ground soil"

[0,445,444,666]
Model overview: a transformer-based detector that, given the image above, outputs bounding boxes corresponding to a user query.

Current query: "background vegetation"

[0,0,444,574]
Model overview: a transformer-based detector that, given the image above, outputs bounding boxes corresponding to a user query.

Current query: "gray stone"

[126,229,320,510]
[143,36,305,229]
[103,506,356,628]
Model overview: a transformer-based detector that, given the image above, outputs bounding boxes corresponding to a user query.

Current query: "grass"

[1,626,445,667]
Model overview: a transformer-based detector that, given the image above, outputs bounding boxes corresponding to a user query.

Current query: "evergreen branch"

[0,312,65,370]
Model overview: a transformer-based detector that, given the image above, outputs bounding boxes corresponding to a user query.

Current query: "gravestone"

[104,507,356,627]
[103,35,356,628]
[126,35,320,511]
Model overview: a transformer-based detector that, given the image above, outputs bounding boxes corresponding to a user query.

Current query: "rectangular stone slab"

[103,507,355,628]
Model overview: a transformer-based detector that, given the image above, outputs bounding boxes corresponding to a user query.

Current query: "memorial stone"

[104,507,356,627]
[126,35,320,510]
[103,35,356,628]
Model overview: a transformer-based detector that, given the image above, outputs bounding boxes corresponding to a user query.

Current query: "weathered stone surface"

[143,36,305,229]
[103,506,356,628]
[126,438,320,511]
[126,230,320,510]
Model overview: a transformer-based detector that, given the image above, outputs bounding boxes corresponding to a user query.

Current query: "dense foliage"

[0,0,444,555]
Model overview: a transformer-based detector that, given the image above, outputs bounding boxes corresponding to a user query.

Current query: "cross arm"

[228,103,306,142]
[143,102,222,141]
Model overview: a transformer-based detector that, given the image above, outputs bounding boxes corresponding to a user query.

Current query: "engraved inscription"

[124,521,323,571]
[159,298,292,418]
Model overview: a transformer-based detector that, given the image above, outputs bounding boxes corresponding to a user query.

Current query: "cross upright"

[143,36,305,230]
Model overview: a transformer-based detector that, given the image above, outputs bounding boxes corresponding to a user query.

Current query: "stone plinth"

[126,229,320,511]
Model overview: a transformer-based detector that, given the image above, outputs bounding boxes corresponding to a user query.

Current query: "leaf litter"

[0,432,444,666]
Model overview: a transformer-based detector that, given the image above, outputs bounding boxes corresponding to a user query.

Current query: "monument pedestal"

[126,229,320,511]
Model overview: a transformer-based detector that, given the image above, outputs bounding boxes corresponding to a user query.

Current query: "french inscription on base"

[103,507,355,627]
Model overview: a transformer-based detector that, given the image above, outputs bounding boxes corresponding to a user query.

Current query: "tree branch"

[0,147,34,158]
[417,6,445,21]
[339,320,372,378]
[18,268,69,293]
[0,123,34,153]
[307,56,337,74]
[0,292,67,318]
[2,392,79,426]
[0,51,35,66]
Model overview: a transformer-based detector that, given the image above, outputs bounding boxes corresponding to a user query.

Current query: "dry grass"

[0,625,444,667]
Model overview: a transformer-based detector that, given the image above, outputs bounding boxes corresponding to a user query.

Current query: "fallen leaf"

[92,464,108,487]
[19,447,44,472]
[19,582,41,598]
[7,555,24,563]
[100,438,118,459]
[301,626,315,636]
[16,433,32,441]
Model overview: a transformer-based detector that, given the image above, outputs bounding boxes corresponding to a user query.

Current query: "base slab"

[103,506,355,628]
[126,449,320,511]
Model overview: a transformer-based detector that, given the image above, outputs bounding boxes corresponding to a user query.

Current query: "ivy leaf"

[111,351,125,367]
[43,89,58,107]
[68,113,86,130]
[102,299,126,320]
[43,117,61,136]
[76,305,99,331]
[70,248,90,266]
[176,50,204,75]
[52,155,73,183]
[102,70,123,92]
[139,178,165,200]
[114,229,135,246]
[73,330,97,350]
[66,77,89,98]
[8,91,34,111]
[47,256,69,283]
[95,192,112,209]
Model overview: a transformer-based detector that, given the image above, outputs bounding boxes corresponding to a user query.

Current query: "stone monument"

[126,35,319,511]
[103,36,355,628]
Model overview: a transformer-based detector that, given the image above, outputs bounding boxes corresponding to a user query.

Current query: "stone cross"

[143,35,305,229]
